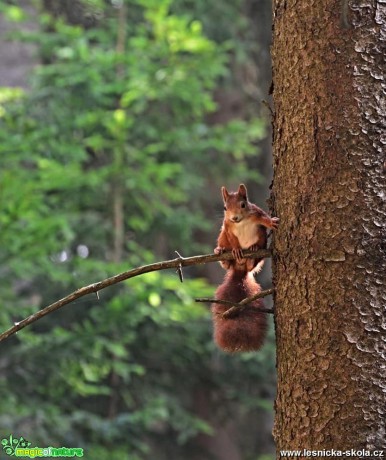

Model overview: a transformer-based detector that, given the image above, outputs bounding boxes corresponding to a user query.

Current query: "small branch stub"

[174,250,185,283]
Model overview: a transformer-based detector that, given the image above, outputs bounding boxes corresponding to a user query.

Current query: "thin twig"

[0,249,271,344]
[195,288,275,317]
[239,287,275,305]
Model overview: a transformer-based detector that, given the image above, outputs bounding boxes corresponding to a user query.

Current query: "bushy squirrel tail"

[211,269,267,353]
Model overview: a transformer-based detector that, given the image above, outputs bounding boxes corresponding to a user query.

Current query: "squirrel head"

[221,184,250,223]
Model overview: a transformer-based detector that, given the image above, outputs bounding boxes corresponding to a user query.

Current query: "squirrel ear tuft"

[238,184,248,199]
[221,186,230,203]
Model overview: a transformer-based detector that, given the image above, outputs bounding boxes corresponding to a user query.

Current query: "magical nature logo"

[1,435,31,456]
[1,434,84,458]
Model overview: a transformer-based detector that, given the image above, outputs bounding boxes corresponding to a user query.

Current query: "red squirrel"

[212,184,278,353]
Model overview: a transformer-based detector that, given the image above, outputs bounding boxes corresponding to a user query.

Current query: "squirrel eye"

[241,202,246,208]
[223,206,227,211]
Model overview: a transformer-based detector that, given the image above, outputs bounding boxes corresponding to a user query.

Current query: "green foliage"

[0,0,274,459]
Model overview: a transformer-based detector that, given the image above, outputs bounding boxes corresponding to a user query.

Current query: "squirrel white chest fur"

[232,219,259,248]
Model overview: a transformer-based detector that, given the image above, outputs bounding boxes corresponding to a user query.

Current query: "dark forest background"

[0,1,275,459]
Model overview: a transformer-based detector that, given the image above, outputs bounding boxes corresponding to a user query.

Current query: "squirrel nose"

[231,216,241,223]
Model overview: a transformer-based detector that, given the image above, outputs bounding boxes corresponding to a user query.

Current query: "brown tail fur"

[211,268,267,353]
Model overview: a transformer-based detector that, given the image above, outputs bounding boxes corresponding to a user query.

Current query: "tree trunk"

[271,0,386,455]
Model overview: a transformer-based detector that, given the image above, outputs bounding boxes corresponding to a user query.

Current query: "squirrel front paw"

[214,246,225,255]
[232,248,244,264]
[248,243,261,252]
[270,217,279,229]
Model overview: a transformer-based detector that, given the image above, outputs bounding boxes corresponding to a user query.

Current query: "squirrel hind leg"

[219,259,233,270]
[250,258,265,274]
[245,258,265,273]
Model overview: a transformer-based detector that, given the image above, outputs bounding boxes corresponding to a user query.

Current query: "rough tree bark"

[271,0,385,456]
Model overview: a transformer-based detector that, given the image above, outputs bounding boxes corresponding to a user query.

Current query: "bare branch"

[0,249,271,343]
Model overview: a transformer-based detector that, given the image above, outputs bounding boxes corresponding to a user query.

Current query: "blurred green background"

[0,1,275,459]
